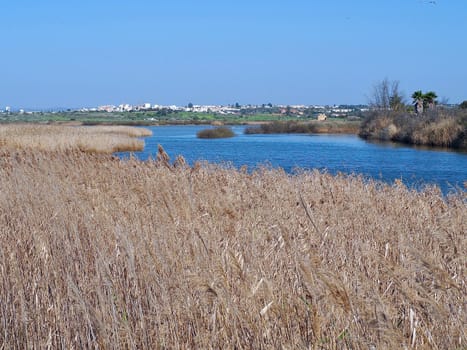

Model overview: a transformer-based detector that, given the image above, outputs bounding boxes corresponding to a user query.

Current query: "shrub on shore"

[197,126,235,138]
[0,145,465,349]
[359,109,467,149]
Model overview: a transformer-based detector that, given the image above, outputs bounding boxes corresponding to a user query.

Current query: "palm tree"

[423,91,438,110]
[412,90,424,114]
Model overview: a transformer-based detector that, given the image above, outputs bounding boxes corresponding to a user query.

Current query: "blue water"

[118,125,467,193]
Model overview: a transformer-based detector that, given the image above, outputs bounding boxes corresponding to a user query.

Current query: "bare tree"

[369,78,405,111]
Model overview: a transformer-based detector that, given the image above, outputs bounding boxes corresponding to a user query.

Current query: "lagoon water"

[118,125,467,193]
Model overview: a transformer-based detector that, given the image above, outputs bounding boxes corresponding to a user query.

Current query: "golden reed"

[0,135,465,348]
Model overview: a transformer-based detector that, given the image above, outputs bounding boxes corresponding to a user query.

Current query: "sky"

[1,0,466,109]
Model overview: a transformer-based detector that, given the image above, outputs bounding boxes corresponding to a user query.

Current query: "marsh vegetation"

[364,78,467,149]
[196,126,235,139]
[0,124,152,153]
[359,109,467,149]
[244,120,361,135]
[0,131,465,348]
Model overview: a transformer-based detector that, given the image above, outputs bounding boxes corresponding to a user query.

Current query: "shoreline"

[2,118,466,151]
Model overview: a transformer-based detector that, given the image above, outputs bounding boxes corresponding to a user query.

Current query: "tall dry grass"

[359,109,467,149]
[0,147,465,349]
[0,124,152,153]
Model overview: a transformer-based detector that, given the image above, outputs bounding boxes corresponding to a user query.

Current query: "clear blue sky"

[1,0,466,109]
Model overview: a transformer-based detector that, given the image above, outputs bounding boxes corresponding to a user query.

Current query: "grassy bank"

[0,111,285,125]
[0,141,465,348]
[359,109,467,149]
[0,124,152,153]
[1,111,361,128]
[244,119,361,135]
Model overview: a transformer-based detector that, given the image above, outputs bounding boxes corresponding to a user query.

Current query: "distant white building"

[98,105,116,112]
[118,104,132,112]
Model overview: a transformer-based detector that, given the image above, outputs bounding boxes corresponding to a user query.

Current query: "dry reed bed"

[359,110,467,149]
[0,124,152,153]
[0,149,465,349]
